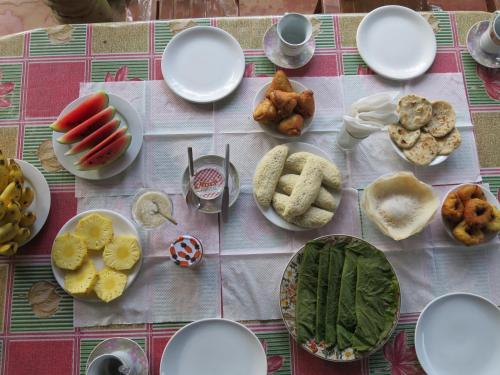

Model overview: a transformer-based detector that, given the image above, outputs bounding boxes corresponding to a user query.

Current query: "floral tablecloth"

[0,11,499,375]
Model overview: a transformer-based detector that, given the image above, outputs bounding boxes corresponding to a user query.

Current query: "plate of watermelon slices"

[51,91,143,180]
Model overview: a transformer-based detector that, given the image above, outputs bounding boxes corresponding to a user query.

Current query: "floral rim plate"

[279,234,401,362]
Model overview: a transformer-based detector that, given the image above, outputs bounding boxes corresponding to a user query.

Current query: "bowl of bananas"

[0,151,50,256]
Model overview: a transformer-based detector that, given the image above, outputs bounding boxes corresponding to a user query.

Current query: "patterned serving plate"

[279,234,401,362]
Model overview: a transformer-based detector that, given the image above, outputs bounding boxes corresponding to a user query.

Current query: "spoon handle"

[188,147,194,177]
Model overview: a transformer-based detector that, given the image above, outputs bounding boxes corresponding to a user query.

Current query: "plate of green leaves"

[280,235,401,361]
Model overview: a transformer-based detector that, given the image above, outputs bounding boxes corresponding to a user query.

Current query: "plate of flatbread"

[389,94,461,166]
[252,142,342,231]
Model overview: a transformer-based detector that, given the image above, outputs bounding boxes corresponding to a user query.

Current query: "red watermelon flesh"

[57,106,115,144]
[77,133,132,171]
[75,126,129,166]
[65,119,121,156]
[50,91,108,132]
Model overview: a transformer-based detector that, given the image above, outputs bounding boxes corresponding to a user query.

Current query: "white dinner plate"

[15,159,50,246]
[51,209,143,303]
[356,5,436,80]
[253,80,312,139]
[254,142,342,232]
[161,26,245,103]
[160,319,267,375]
[440,184,500,246]
[415,293,500,375]
[52,93,143,180]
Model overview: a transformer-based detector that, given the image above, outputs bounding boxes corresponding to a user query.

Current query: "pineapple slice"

[103,235,141,271]
[52,232,87,270]
[64,258,98,295]
[75,213,113,250]
[94,267,127,303]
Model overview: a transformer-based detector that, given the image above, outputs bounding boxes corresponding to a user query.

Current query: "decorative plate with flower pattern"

[279,234,401,362]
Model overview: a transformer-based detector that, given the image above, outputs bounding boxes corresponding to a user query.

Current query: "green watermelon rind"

[57,106,116,144]
[75,126,129,166]
[50,91,109,132]
[77,133,132,171]
[65,119,121,156]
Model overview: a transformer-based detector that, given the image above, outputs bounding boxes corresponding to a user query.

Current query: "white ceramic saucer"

[263,24,315,69]
[356,5,436,80]
[415,293,500,375]
[161,26,245,103]
[160,319,267,375]
[467,20,500,69]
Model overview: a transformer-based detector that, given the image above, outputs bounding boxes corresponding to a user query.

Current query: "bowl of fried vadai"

[441,184,500,246]
[252,70,315,139]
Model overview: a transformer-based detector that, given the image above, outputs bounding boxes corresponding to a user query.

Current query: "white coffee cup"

[479,12,500,55]
[277,13,312,57]
[87,353,134,375]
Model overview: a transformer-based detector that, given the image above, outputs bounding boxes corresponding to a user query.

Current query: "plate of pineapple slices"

[51,209,143,303]
[0,153,50,256]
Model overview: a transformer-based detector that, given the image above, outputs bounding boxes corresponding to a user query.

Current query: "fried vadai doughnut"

[486,206,500,233]
[441,192,464,223]
[457,184,486,203]
[463,198,493,227]
[453,220,485,246]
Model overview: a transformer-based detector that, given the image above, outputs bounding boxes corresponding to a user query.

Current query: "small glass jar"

[131,189,174,230]
[169,235,203,268]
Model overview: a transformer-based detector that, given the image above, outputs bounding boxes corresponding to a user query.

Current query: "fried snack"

[295,90,315,118]
[463,198,493,227]
[486,206,500,232]
[265,70,293,96]
[283,158,323,218]
[456,184,486,204]
[453,220,485,246]
[277,114,304,136]
[253,145,289,208]
[441,192,464,223]
[269,90,299,119]
[253,98,278,123]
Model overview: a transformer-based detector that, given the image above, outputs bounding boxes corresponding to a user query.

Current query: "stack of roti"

[389,94,461,166]
[253,145,342,229]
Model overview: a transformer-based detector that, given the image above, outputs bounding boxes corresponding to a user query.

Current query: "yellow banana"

[7,159,24,184]
[0,241,18,256]
[0,200,6,222]
[19,211,36,227]
[19,187,34,209]
[1,202,21,225]
[13,227,30,245]
[0,164,9,192]
[0,222,18,243]
[0,180,22,203]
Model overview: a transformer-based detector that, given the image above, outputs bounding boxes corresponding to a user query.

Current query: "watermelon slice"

[77,133,132,171]
[50,91,108,132]
[75,126,129,166]
[65,119,121,156]
[57,106,115,144]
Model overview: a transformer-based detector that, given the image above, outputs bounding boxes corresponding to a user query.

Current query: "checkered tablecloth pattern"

[0,11,499,375]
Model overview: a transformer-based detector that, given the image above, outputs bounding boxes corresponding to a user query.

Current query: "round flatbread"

[403,133,439,166]
[398,94,432,131]
[423,100,456,137]
[436,128,461,155]
[389,123,421,149]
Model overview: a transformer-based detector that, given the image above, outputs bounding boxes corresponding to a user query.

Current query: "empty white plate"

[160,319,267,375]
[162,26,245,103]
[357,5,436,80]
[415,293,500,375]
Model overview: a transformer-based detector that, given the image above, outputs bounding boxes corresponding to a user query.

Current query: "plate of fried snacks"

[362,172,439,240]
[441,184,500,246]
[51,209,143,303]
[389,94,461,166]
[280,235,400,361]
[253,143,342,231]
[253,70,315,139]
